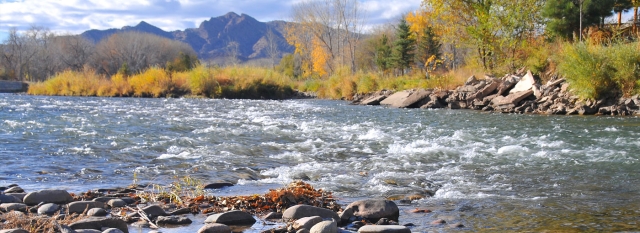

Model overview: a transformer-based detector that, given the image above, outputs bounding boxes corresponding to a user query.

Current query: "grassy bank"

[28,65,468,100]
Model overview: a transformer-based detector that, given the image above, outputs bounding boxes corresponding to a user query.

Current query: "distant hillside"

[80,12,294,63]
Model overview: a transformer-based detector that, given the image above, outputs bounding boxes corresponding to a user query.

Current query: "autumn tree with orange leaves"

[285,0,365,77]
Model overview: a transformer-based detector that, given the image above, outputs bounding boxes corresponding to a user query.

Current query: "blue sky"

[0,0,422,41]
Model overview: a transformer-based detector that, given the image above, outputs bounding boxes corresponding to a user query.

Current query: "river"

[1,94,640,232]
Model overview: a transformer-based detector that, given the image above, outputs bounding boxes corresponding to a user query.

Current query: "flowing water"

[1,94,640,232]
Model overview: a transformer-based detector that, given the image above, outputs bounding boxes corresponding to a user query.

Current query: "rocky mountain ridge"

[81,12,294,62]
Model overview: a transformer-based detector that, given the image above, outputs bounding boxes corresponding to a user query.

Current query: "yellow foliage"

[311,37,330,77]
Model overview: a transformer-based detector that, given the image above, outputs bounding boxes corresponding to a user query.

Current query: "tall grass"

[556,42,640,99]
[29,65,467,100]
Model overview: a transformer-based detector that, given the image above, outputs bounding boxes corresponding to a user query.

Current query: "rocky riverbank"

[352,70,640,116]
[0,181,458,233]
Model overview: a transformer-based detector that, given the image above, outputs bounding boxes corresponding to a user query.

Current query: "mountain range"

[81,12,294,63]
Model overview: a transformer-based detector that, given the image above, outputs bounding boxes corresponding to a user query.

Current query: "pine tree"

[416,27,441,76]
[375,34,393,74]
[393,18,415,75]
[543,0,615,40]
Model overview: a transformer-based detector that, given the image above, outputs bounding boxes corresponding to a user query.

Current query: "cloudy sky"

[0,0,421,41]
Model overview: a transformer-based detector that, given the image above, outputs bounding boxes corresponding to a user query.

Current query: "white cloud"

[0,0,420,41]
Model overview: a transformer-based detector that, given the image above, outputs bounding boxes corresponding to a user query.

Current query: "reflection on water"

[1,94,640,232]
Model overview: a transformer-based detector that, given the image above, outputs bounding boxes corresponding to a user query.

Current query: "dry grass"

[28,65,470,100]
[0,211,88,233]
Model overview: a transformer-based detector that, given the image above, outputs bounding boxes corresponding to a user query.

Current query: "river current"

[1,94,640,232]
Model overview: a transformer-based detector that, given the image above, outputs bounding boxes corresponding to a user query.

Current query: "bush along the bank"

[556,42,640,100]
[28,66,299,100]
[353,69,640,116]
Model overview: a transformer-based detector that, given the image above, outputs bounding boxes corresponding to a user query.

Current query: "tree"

[225,40,240,66]
[264,28,281,68]
[424,0,545,71]
[393,18,415,75]
[375,34,393,74]
[416,27,442,76]
[543,0,615,40]
[613,0,633,26]
[91,31,196,75]
[286,0,366,77]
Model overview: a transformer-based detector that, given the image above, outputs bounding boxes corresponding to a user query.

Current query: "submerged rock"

[197,223,231,233]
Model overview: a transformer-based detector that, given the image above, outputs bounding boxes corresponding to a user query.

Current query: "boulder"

[357,225,411,233]
[102,229,124,233]
[544,78,565,89]
[4,186,24,193]
[156,216,193,225]
[169,207,191,215]
[203,182,234,189]
[380,90,412,107]
[87,208,108,217]
[197,223,232,233]
[107,199,127,208]
[310,221,338,233]
[69,217,129,233]
[344,199,399,221]
[23,189,74,205]
[509,70,536,94]
[68,201,104,214]
[92,197,115,203]
[282,205,340,222]
[204,210,256,225]
[293,216,323,231]
[75,230,101,233]
[0,203,27,212]
[464,75,479,86]
[397,89,432,108]
[456,85,478,93]
[497,75,518,95]
[5,193,26,202]
[262,212,282,220]
[0,194,22,204]
[0,229,30,233]
[467,80,500,101]
[127,205,167,219]
[38,203,60,215]
[493,90,534,108]
[360,94,388,106]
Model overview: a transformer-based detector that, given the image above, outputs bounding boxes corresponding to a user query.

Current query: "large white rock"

[509,70,536,94]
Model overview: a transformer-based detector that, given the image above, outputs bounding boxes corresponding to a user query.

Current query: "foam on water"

[2,95,640,231]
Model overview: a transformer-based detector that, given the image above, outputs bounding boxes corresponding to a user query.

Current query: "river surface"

[1,94,640,232]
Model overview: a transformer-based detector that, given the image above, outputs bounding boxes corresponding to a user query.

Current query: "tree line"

[279,0,640,78]
[0,27,197,81]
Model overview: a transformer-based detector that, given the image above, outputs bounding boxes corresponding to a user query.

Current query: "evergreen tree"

[393,18,415,75]
[613,0,633,26]
[543,0,615,40]
[416,26,441,76]
[375,34,393,74]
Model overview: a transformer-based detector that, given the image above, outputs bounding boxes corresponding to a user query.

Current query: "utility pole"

[579,0,584,42]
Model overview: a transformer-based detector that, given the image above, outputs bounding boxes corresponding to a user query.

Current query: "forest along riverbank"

[0,181,449,233]
[352,70,640,116]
